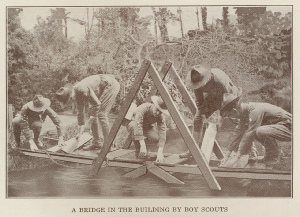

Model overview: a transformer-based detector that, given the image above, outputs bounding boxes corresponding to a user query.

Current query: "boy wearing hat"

[12,95,64,151]
[219,92,292,167]
[180,64,252,157]
[56,74,120,150]
[127,96,169,162]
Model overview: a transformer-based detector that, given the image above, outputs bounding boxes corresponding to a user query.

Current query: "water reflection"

[7,165,291,198]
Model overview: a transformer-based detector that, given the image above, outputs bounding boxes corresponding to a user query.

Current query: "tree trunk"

[64,18,68,38]
[222,7,229,28]
[178,8,184,38]
[196,7,200,30]
[201,7,208,31]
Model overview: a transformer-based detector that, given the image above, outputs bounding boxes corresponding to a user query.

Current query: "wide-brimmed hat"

[27,95,51,112]
[56,83,73,105]
[151,96,169,116]
[220,88,243,114]
[185,64,212,89]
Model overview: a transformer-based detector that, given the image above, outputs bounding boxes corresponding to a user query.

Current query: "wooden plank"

[147,163,185,184]
[160,154,190,165]
[90,60,152,176]
[123,133,133,149]
[61,133,92,153]
[201,122,217,162]
[168,64,197,115]
[219,155,249,168]
[18,148,95,165]
[122,61,172,150]
[72,150,98,158]
[147,62,221,190]
[18,148,291,181]
[213,140,224,159]
[106,149,135,160]
[123,165,147,178]
[47,145,63,153]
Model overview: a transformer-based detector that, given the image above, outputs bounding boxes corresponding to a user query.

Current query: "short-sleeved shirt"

[133,103,167,148]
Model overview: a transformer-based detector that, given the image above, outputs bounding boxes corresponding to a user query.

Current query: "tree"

[222,7,229,28]
[234,7,266,26]
[195,7,200,30]
[201,7,208,31]
[152,7,179,42]
[177,8,184,38]
[50,8,70,38]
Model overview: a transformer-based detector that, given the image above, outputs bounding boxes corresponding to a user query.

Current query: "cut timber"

[62,133,92,153]
[201,122,217,162]
[106,149,135,160]
[47,144,63,152]
[157,154,190,166]
[123,165,147,179]
[18,148,291,181]
[147,163,185,184]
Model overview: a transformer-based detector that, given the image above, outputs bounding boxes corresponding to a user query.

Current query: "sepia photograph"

[3,2,299,216]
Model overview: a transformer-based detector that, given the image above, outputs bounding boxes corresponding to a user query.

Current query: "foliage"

[152,7,179,42]
[234,7,266,26]
[7,6,292,115]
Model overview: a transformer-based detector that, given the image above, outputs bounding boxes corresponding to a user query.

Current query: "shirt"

[229,102,292,154]
[193,68,238,129]
[74,74,116,126]
[20,103,63,141]
[133,103,167,148]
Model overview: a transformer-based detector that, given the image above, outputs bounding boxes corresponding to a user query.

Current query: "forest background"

[7,6,292,116]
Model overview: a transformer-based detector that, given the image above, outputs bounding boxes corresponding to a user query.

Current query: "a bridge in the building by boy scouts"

[19,59,291,191]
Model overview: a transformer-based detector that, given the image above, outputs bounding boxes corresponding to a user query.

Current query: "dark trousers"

[127,121,159,151]
[12,115,42,147]
[255,120,291,159]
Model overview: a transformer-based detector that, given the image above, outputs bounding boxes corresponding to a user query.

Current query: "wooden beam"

[122,135,133,149]
[18,149,291,181]
[201,123,217,162]
[147,163,185,184]
[147,61,221,190]
[168,63,197,115]
[123,165,147,179]
[213,140,224,159]
[90,60,152,176]
[168,63,224,159]
[122,61,172,150]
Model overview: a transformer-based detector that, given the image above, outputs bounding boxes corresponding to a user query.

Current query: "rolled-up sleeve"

[228,122,247,152]
[45,107,64,137]
[19,105,34,141]
[238,110,264,155]
[156,114,167,148]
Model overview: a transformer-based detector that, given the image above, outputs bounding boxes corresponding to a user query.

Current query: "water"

[7,164,291,198]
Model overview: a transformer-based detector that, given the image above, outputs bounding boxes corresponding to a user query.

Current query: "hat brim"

[220,96,241,115]
[56,83,73,105]
[185,69,211,89]
[27,98,51,112]
[151,96,170,116]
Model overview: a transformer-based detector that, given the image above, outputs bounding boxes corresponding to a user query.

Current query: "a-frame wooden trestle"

[90,59,221,190]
